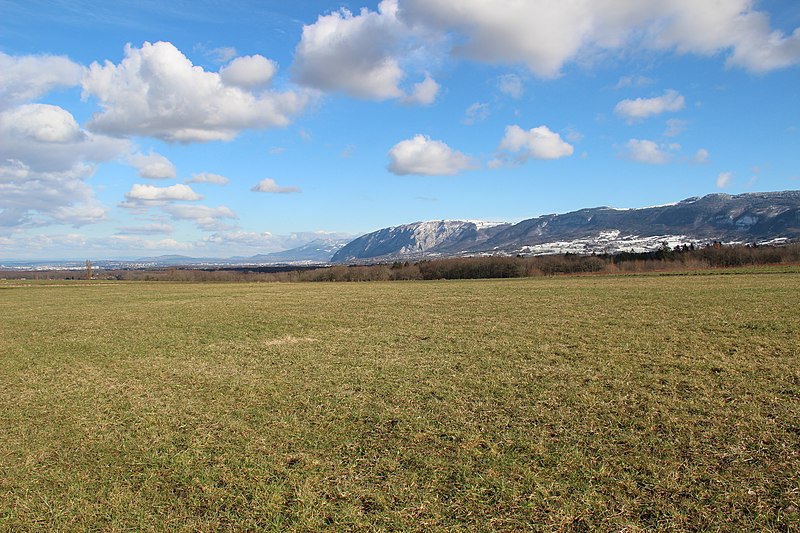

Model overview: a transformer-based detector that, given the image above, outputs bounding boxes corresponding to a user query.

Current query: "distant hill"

[244,238,350,263]
[332,191,800,262]
[135,254,197,263]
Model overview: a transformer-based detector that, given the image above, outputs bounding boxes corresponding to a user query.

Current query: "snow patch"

[518,233,693,255]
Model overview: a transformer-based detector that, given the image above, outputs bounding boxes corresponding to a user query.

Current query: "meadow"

[1,270,798,531]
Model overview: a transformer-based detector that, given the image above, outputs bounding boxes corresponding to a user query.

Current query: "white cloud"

[103,235,194,251]
[220,55,277,89]
[293,1,405,100]
[296,0,800,97]
[0,51,82,107]
[162,204,238,231]
[0,232,199,259]
[116,223,174,235]
[614,75,654,89]
[0,104,128,173]
[202,231,276,251]
[564,126,584,143]
[400,1,800,76]
[624,139,671,164]
[81,41,309,142]
[497,125,574,161]
[615,90,685,121]
[206,46,238,64]
[400,0,592,78]
[3,103,82,143]
[404,75,440,105]
[664,118,688,137]
[650,2,800,73]
[0,160,108,227]
[292,0,439,105]
[129,151,176,180]
[201,230,351,254]
[692,148,709,164]
[388,134,475,175]
[0,233,89,256]
[717,171,732,188]
[251,178,301,193]
[463,102,489,125]
[0,104,128,227]
[497,74,524,99]
[123,184,202,205]
[187,172,229,185]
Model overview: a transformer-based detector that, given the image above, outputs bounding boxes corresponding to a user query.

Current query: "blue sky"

[1,0,799,259]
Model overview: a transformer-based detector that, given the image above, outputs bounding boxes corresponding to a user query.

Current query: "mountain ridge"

[332,191,800,262]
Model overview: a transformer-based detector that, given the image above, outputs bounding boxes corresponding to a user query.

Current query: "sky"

[1,0,799,260]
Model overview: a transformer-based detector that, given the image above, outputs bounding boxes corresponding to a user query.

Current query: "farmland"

[1,270,798,530]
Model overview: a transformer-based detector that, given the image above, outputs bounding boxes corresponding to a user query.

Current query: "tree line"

[5,242,798,282]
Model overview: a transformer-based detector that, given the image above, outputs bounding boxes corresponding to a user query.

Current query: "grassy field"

[1,271,798,531]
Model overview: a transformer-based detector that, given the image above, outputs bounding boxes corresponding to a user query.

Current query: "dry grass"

[1,270,798,530]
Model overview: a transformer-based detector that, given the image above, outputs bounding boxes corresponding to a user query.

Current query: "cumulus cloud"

[300,0,795,97]
[497,125,574,161]
[0,51,82,108]
[292,0,440,104]
[187,172,229,185]
[293,0,405,100]
[403,75,440,105]
[624,139,672,164]
[388,134,475,175]
[162,204,238,230]
[399,0,800,76]
[0,104,128,227]
[251,178,301,193]
[81,41,309,142]
[129,151,176,179]
[717,171,733,188]
[123,184,202,206]
[615,90,685,121]
[400,0,591,78]
[3,103,83,143]
[0,160,107,227]
[220,55,277,89]
[0,105,129,173]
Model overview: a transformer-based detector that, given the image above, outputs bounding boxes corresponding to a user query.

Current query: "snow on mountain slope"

[332,220,509,262]
[331,191,800,262]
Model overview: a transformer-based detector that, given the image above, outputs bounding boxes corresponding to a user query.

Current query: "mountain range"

[332,191,800,262]
[4,191,798,270]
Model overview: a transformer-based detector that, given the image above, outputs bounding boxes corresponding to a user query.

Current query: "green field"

[1,272,798,530]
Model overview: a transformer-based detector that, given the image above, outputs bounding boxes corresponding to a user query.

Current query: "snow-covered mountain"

[332,191,800,262]
[332,220,509,262]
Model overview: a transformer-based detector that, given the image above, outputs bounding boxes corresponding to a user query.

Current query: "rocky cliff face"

[332,220,509,262]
